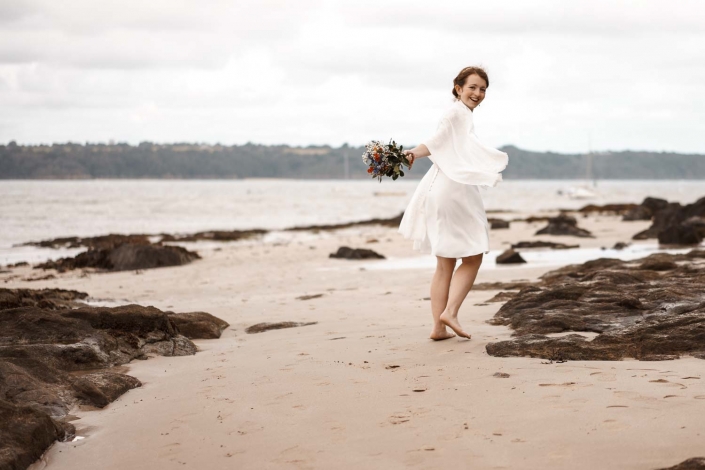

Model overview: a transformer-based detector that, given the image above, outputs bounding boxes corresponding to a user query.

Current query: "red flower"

[367,167,373,173]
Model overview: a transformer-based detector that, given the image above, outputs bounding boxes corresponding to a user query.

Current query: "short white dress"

[399,100,509,258]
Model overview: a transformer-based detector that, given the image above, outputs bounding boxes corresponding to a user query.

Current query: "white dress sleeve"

[422,104,508,187]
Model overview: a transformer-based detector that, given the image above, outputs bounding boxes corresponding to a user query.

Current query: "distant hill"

[1,141,704,180]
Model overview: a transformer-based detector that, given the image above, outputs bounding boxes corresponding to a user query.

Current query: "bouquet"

[362,140,412,182]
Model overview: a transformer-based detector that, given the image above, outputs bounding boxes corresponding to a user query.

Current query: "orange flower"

[367,167,373,173]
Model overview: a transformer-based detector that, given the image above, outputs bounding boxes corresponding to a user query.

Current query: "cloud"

[1,0,704,153]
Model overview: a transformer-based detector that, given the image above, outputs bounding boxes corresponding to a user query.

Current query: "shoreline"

[0,212,701,469]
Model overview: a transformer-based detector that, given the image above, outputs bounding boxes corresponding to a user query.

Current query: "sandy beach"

[0,212,698,470]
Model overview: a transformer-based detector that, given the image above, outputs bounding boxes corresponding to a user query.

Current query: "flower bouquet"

[362,140,412,182]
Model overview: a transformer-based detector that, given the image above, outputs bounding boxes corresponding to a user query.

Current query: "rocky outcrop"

[496,249,526,264]
[578,203,638,215]
[160,229,266,243]
[329,247,385,260]
[489,218,510,229]
[622,197,669,221]
[24,231,263,250]
[511,241,579,249]
[486,250,705,361]
[23,213,403,251]
[633,196,705,245]
[288,213,403,231]
[1,303,198,374]
[23,234,152,250]
[0,288,87,310]
[0,400,73,470]
[168,311,230,339]
[535,215,594,238]
[657,457,705,470]
[36,243,200,272]
[0,288,228,470]
[473,281,537,291]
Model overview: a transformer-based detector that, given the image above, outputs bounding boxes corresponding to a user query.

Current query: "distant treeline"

[1,141,704,180]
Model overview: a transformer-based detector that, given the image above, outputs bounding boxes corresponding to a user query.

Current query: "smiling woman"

[399,65,508,341]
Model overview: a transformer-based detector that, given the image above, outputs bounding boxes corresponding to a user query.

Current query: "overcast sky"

[1,0,704,153]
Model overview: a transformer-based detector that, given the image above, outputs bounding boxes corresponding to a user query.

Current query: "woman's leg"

[440,253,483,339]
[429,256,457,340]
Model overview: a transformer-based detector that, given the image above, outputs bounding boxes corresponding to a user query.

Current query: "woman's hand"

[403,150,416,169]
[403,145,430,170]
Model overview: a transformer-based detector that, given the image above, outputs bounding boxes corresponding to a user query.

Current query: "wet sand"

[6,214,703,470]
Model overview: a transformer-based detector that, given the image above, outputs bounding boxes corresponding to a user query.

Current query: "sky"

[1,0,704,153]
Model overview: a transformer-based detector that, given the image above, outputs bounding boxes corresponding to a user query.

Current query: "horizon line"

[3,141,705,157]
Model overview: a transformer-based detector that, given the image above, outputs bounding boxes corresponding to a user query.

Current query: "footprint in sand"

[388,413,411,425]
[648,379,687,389]
[590,371,617,382]
[612,391,658,403]
[601,419,630,430]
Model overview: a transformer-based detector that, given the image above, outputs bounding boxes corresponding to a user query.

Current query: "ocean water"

[1,178,703,265]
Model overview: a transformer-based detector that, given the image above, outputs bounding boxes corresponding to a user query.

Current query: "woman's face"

[455,74,487,111]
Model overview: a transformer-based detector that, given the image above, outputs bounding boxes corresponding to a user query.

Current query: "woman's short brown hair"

[452,66,489,98]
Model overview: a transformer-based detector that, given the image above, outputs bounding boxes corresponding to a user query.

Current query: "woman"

[399,66,508,341]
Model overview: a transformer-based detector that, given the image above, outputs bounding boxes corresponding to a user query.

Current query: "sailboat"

[557,139,598,200]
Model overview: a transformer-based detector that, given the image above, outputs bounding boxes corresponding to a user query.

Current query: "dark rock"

[578,203,638,215]
[36,243,200,272]
[639,354,681,361]
[473,281,537,291]
[7,261,29,268]
[486,250,705,361]
[493,372,510,378]
[25,231,265,250]
[639,258,678,271]
[486,292,516,303]
[621,197,669,221]
[245,321,318,334]
[489,218,510,229]
[535,215,594,238]
[0,305,197,371]
[0,291,228,470]
[168,311,230,339]
[0,399,73,470]
[642,197,670,214]
[519,215,551,223]
[622,205,653,221]
[633,197,705,244]
[288,213,403,232]
[329,247,385,260]
[23,234,152,250]
[161,229,266,243]
[0,288,88,311]
[633,202,683,239]
[511,241,579,250]
[658,224,703,245]
[657,457,705,470]
[496,249,527,264]
[71,371,141,408]
[612,242,630,250]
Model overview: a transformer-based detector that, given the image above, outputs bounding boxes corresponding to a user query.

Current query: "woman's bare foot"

[430,327,456,341]
[439,311,471,339]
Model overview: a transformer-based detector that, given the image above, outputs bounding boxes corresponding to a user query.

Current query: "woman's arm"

[403,144,430,169]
